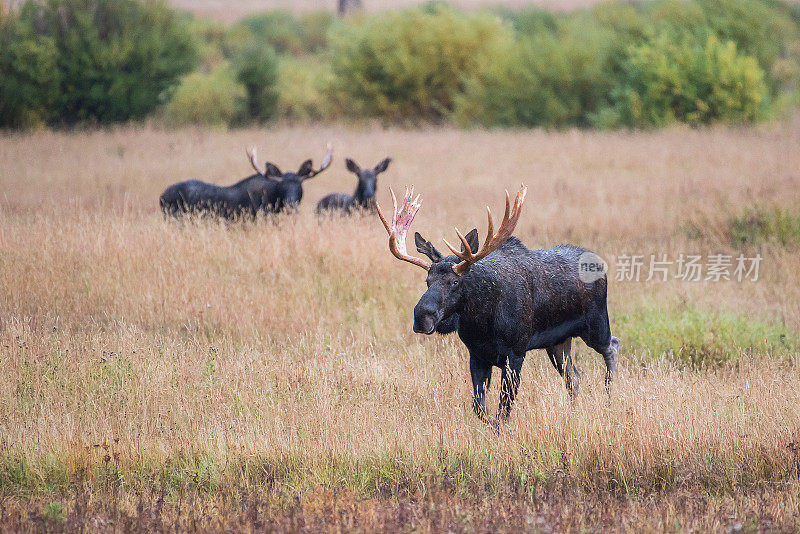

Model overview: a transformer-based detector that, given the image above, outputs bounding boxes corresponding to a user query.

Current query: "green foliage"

[43,502,64,522]
[697,0,800,92]
[232,41,279,124]
[329,5,514,122]
[183,13,228,70]
[729,206,800,248]
[491,6,557,37]
[229,10,334,57]
[0,5,59,128]
[456,15,619,127]
[1,0,197,126]
[163,65,243,126]
[276,56,335,121]
[607,33,768,127]
[234,10,303,55]
[616,305,800,367]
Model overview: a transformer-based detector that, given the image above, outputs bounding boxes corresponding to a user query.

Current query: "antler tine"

[442,227,475,262]
[450,184,528,275]
[376,200,392,234]
[306,143,333,178]
[247,147,263,176]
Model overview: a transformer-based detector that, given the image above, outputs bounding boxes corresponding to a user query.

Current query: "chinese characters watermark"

[611,253,762,282]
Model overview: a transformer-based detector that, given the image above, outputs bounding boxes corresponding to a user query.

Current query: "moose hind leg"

[563,348,580,399]
[602,336,620,389]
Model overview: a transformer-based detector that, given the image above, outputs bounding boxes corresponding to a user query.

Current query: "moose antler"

[376,187,431,271]
[246,147,282,182]
[443,184,528,275]
[304,143,333,179]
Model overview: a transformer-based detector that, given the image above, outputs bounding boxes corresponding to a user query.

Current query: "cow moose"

[316,157,391,215]
[159,145,332,218]
[377,186,620,424]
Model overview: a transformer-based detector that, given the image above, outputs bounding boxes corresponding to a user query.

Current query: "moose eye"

[450,279,460,287]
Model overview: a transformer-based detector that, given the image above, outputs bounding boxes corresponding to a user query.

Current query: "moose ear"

[297,159,314,177]
[415,232,443,262]
[345,158,361,174]
[374,158,392,174]
[264,163,282,178]
[463,228,479,254]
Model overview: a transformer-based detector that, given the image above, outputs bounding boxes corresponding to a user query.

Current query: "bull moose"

[377,185,620,423]
[159,145,332,218]
[316,157,391,214]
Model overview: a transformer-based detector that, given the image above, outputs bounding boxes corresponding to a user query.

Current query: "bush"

[608,33,768,127]
[0,4,59,128]
[232,11,303,56]
[729,206,800,248]
[1,0,196,126]
[455,15,620,128]
[491,6,557,37]
[232,41,279,124]
[276,57,334,121]
[162,65,243,127]
[697,0,800,92]
[329,5,514,122]
[616,305,799,367]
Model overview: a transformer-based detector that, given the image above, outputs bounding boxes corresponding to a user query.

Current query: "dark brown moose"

[377,186,620,424]
[160,145,332,218]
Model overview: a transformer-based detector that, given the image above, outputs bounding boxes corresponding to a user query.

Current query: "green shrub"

[455,15,619,128]
[232,41,279,124]
[163,65,243,126]
[491,6,557,37]
[608,33,768,127]
[276,56,334,121]
[0,4,59,128]
[697,0,800,92]
[230,11,302,56]
[329,5,514,122]
[298,11,335,55]
[729,206,800,248]
[3,0,196,125]
[616,305,799,367]
[183,13,228,70]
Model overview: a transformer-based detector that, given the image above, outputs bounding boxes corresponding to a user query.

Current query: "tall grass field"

[1,122,800,530]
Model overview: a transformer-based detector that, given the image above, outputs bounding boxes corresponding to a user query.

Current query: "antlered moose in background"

[377,186,620,424]
[316,157,391,215]
[159,145,332,218]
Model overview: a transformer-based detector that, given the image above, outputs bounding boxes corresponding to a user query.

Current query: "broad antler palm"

[442,184,527,275]
[376,187,431,271]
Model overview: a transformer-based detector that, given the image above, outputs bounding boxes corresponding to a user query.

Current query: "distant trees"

[0,0,197,127]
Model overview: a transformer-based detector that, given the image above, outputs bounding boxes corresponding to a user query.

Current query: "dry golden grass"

[1,121,800,530]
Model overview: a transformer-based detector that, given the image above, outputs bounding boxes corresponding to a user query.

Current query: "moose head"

[345,157,391,209]
[377,186,527,335]
[247,144,333,209]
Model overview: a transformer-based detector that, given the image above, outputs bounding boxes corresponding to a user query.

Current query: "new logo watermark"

[578,251,608,283]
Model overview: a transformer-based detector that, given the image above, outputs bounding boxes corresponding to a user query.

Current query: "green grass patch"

[616,305,799,367]
[729,205,800,248]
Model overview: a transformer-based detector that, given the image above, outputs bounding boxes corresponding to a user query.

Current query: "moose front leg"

[499,355,524,421]
[469,355,492,424]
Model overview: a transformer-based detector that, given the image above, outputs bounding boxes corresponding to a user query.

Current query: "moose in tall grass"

[160,145,332,218]
[316,157,391,215]
[377,185,620,424]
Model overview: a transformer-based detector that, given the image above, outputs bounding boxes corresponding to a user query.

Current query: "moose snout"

[413,301,441,335]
